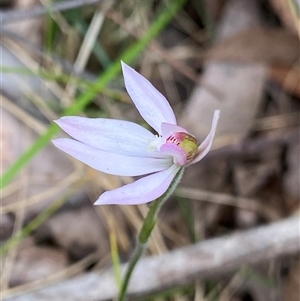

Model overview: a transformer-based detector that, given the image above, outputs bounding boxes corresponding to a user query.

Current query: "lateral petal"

[54,116,164,158]
[95,164,181,205]
[188,110,220,165]
[121,61,177,134]
[52,138,173,176]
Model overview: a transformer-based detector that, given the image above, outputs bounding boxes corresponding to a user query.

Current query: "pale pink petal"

[95,165,181,205]
[161,122,188,138]
[52,138,173,176]
[188,110,220,165]
[54,116,164,158]
[160,143,187,166]
[121,61,177,134]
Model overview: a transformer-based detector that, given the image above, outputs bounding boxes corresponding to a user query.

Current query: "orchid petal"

[188,110,220,165]
[160,143,187,166]
[161,122,188,138]
[55,116,164,158]
[95,165,181,205]
[52,138,173,176]
[121,61,177,134]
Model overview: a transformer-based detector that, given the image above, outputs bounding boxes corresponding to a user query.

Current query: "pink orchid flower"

[52,62,220,205]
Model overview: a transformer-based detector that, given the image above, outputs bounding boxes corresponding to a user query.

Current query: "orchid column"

[53,62,220,300]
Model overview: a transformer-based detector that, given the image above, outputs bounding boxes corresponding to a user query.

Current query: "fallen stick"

[4,216,300,301]
[208,128,299,160]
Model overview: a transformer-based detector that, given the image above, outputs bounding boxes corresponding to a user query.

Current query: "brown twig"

[209,128,300,159]
[176,187,280,220]
[3,216,299,301]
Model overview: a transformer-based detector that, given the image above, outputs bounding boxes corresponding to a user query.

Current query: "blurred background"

[1,0,299,300]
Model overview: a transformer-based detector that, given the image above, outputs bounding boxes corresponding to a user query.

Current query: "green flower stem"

[118,167,185,301]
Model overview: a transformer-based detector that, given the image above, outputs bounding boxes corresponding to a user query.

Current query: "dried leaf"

[181,0,266,140]
[206,27,299,67]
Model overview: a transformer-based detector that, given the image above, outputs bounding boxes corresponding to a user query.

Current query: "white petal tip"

[51,139,58,146]
[214,110,220,119]
[121,61,130,71]
[53,117,67,127]
[93,192,121,206]
[93,199,103,205]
